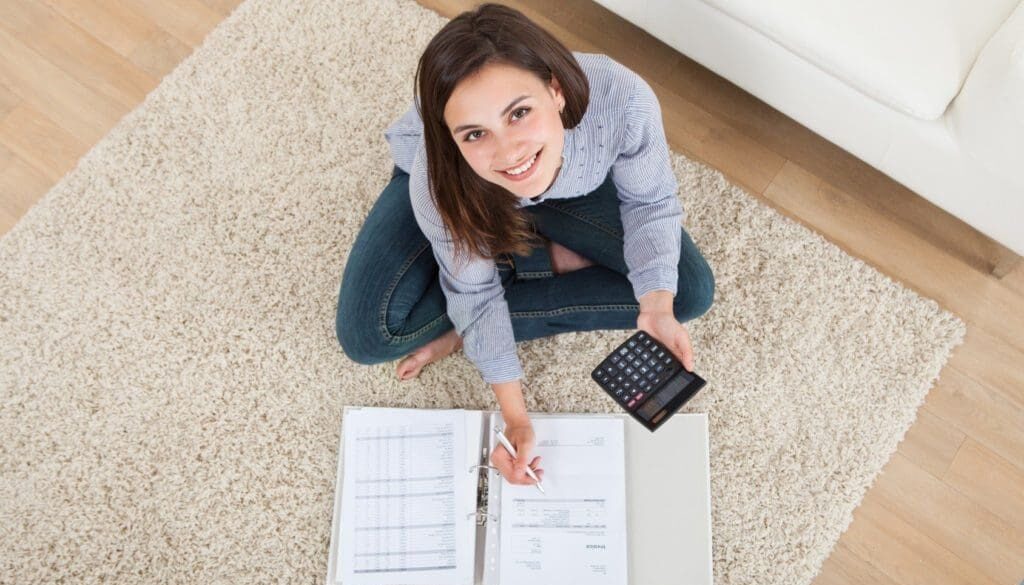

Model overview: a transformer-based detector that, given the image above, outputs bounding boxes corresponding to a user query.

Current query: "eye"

[462,107,532,143]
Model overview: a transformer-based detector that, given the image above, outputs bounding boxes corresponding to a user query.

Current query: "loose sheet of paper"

[498,417,627,584]
[338,408,474,585]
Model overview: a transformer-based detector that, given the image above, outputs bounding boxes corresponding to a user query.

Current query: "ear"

[548,74,564,106]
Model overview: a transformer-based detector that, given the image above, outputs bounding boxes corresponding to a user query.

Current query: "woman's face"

[443,62,566,199]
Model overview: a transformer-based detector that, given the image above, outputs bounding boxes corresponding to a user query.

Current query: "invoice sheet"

[337,408,474,585]
[498,416,627,584]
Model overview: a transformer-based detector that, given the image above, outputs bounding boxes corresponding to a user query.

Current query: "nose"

[502,152,531,171]
[497,136,530,170]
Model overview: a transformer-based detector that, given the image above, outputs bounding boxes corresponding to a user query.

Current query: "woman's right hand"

[490,418,544,486]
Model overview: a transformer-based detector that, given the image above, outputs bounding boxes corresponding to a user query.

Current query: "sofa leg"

[991,249,1021,279]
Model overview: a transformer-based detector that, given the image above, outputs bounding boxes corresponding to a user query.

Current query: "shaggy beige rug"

[0,0,965,583]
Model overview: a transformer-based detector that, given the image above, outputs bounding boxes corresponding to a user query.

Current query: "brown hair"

[414,3,590,267]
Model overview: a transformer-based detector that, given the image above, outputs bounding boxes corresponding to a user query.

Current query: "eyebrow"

[452,94,531,135]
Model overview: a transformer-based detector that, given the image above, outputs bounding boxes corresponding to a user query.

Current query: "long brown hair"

[414,3,590,267]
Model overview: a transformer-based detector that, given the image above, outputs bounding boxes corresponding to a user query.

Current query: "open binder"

[326,406,712,585]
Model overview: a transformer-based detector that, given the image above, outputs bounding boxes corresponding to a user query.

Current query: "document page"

[497,416,627,584]
[337,408,474,585]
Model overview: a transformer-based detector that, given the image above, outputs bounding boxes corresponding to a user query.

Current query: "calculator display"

[637,371,695,419]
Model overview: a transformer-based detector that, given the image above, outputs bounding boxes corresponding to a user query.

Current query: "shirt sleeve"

[407,144,524,384]
[611,74,684,301]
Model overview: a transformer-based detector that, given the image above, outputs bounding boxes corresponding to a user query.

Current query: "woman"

[336,3,714,487]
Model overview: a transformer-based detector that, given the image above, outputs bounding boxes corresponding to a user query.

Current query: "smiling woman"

[335,3,715,489]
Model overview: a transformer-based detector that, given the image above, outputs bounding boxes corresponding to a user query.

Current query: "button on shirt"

[382,52,684,384]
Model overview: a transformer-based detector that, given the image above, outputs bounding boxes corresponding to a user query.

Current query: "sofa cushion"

[699,0,1020,120]
[950,1,1024,189]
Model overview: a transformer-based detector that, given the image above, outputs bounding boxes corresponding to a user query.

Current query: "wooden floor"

[2,1,1022,583]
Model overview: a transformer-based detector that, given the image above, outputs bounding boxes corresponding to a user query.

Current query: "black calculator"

[591,330,706,431]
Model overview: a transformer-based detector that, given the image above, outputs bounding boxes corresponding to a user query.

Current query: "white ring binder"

[466,511,499,525]
[468,459,497,526]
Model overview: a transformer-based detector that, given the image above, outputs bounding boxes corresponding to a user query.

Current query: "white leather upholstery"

[700,0,1019,120]
[592,0,1024,256]
[950,2,1024,188]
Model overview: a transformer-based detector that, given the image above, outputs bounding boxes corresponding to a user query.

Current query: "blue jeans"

[335,165,715,364]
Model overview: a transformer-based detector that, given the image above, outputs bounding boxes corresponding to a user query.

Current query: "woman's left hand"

[638,290,696,370]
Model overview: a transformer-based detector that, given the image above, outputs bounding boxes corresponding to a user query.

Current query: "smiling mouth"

[501,148,541,176]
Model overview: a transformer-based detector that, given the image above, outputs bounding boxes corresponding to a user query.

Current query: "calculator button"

[636,392,645,401]
[654,364,664,373]
[639,365,649,374]
[630,373,640,382]
[627,340,637,348]
[627,398,636,408]
[615,375,625,383]
[656,350,665,358]
[611,355,622,365]
[625,366,634,375]
[641,351,651,361]
[632,359,643,368]
[618,347,629,356]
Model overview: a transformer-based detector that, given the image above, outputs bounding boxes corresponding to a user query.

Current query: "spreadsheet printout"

[497,417,627,584]
[337,408,474,585]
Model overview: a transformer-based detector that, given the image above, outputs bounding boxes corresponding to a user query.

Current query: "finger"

[528,456,541,468]
[491,450,514,478]
[515,447,533,473]
[677,332,695,372]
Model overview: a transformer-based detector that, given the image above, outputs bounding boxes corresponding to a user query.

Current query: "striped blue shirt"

[383,51,683,384]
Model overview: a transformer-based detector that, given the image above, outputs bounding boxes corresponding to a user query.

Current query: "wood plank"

[812,542,901,585]
[0,141,51,235]
[895,404,965,480]
[198,0,246,18]
[0,82,19,118]
[0,26,123,146]
[126,0,224,48]
[871,453,1024,585]
[924,363,1024,471]
[946,323,1024,408]
[1001,260,1024,296]
[763,161,1024,353]
[0,0,158,109]
[42,0,158,56]
[0,104,88,183]
[944,438,1024,532]
[126,26,194,80]
[841,490,1000,585]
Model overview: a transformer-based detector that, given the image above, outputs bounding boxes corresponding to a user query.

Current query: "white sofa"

[592,0,1024,267]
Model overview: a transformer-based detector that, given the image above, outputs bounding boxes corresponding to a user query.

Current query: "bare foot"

[396,329,463,381]
[546,240,596,274]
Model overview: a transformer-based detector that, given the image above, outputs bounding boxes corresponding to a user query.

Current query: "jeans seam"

[510,303,640,318]
[517,270,555,279]
[538,201,624,240]
[379,241,447,344]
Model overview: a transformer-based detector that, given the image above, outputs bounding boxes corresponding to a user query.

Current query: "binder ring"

[468,464,500,474]
[466,511,498,525]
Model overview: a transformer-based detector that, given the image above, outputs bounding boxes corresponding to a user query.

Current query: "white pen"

[495,427,545,494]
